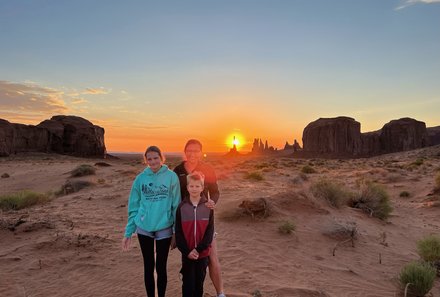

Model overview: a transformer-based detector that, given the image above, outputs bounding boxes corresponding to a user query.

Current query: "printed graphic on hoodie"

[141,183,169,201]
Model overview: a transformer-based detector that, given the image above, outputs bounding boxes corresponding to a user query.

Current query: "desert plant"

[400,191,411,198]
[417,235,440,262]
[301,165,316,174]
[311,179,351,208]
[0,190,50,211]
[350,181,393,220]
[1,173,9,178]
[70,164,96,177]
[399,261,436,297]
[244,171,264,181]
[252,289,263,297]
[56,180,94,196]
[412,158,424,166]
[278,220,296,234]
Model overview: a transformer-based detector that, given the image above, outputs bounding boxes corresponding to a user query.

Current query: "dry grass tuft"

[399,261,436,297]
[70,164,96,177]
[350,181,393,220]
[311,179,352,208]
[0,190,51,211]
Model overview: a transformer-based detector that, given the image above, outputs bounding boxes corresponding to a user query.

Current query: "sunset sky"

[1,1,439,152]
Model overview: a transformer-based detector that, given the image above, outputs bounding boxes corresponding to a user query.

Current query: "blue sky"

[1,0,439,152]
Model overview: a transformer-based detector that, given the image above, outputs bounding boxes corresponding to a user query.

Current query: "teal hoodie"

[124,165,181,238]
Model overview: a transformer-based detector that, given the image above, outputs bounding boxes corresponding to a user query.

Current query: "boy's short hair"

[187,171,205,186]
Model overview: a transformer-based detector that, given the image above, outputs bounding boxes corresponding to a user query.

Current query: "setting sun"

[226,133,245,150]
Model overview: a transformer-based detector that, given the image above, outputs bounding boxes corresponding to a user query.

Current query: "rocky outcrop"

[302,116,433,157]
[284,139,302,151]
[0,116,106,157]
[302,117,362,156]
[379,118,428,153]
[251,138,276,155]
[427,126,440,146]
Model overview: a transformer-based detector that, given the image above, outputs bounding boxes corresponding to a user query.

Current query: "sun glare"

[226,133,245,150]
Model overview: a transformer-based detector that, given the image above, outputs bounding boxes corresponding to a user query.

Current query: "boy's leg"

[194,257,209,297]
[181,257,196,297]
[208,238,225,295]
[138,234,156,297]
[155,237,171,297]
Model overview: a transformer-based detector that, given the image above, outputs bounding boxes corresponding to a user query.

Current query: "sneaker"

[217,294,226,297]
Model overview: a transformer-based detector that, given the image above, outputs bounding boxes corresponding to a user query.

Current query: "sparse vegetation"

[311,179,351,208]
[70,164,96,177]
[252,289,263,297]
[278,220,296,234]
[350,181,393,220]
[399,261,436,297]
[244,171,264,181]
[56,180,94,196]
[400,191,411,198]
[0,190,50,211]
[417,235,440,263]
[412,158,425,166]
[301,165,316,174]
[1,173,10,178]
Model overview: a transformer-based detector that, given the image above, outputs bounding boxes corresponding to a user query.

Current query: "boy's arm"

[124,177,141,238]
[175,206,190,257]
[195,210,214,254]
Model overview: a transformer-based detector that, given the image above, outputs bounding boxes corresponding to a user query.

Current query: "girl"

[122,145,181,297]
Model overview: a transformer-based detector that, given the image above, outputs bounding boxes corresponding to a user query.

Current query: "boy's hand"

[205,198,215,210]
[188,249,199,260]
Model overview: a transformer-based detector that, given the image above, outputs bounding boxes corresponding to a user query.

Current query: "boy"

[175,172,214,297]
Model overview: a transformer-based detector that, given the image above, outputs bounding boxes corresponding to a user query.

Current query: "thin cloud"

[0,80,68,115]
[396,0,440,10]
[71,98,88,104]
[83,87,109,95]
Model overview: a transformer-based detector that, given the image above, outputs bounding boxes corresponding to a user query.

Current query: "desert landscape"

[1,145,440,297]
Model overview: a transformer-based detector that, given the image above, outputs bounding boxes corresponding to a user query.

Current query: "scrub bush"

[70,164,96,177]
[0,190,50,210]
[350,181,392,220]
[311,179,351,208]
[399,261,436,297]
[417,235,440,262]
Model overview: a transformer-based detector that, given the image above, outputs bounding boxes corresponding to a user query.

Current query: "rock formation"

[302,117,362,155]
[284,139,302,152]
[0,115,106,157]
[302,116,433,157]
[427,126,440,146]
[251,138,276,155]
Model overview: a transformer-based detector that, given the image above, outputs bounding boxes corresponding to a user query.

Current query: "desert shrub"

[278,220,296,234]
[244,171,264,181]
[400,191,411,198]
[412,158,424,166]
[71,164,96,177]
[1,173,9,178]
[399,261,436,297]
[350,182,393,220]
[0,190,50,210]
[94,162,111,167]
[311,179,351,208]
[322,220,358,241]
[252,290,263,297]
[417,235,440,262]
[56,180,94,196]
[301,165,316,174]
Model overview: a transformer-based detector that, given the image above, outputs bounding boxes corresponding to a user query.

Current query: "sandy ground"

[1,147,440,297]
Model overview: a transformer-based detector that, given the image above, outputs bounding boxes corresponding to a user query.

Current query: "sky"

[1,0,439,153]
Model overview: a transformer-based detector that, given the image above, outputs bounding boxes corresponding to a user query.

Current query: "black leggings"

[138,234,172,297]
